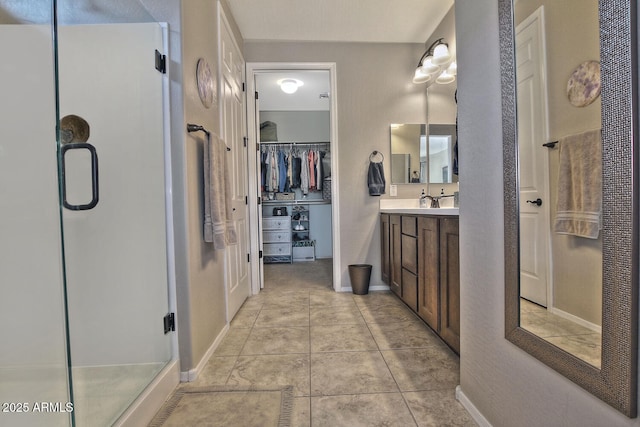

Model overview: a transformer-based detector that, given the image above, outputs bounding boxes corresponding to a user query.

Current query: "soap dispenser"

[420,189,428,208]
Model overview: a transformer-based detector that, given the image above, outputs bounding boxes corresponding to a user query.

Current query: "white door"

[516,7,551,306]
[220,10,250,320]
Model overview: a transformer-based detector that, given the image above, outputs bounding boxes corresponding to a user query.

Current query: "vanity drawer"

[263,217,291,230]
[263,231,291,243]
[401,216,417,237]
[263,243,291,256]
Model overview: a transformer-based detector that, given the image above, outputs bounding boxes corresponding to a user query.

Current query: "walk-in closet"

[254,70,334,287]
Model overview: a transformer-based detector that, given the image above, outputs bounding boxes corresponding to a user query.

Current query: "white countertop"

[379,199,459,216]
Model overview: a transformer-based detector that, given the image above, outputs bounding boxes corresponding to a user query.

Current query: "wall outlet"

[390,185,397,197]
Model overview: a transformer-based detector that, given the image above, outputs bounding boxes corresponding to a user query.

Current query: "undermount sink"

[379,199,459,215]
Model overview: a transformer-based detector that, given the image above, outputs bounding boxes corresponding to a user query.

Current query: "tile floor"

[159,259,476,426]
[520,299,602,368]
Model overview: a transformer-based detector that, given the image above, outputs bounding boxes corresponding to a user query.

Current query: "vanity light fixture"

[278,78,304,94]
[412,38,456,86]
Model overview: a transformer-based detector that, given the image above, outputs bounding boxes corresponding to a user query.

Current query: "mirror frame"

[500,0,638,417]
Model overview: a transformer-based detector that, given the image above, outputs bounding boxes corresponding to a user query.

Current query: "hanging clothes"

[316,151,323,191]
[300,149,310,195]
[308,150,316,190]
[260,149,267,192]
[270,147,278,192]
[278,149,288,192]
[291,153,302,189]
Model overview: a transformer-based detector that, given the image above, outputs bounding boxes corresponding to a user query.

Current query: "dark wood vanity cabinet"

[389,214,402,296]
[380,214,390,285]
[437,217,460,353]
[400,216,418,311]
[417,216,439,331]
[381,213,460,353]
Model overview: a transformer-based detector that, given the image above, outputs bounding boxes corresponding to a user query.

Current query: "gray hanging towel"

[367,151,386,196]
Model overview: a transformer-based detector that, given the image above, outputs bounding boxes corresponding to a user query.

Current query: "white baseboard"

[456,385,492,427]
[180,323,230,382]
[547,306,601,334]
[115,360,180,427]
[338,285,390,293]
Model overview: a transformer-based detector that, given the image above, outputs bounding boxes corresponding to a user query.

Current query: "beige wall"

[244,41,427,286]
[516,0,602,325]
[457,0,639,425]
[154,0,244,374]
[389,5,459,200]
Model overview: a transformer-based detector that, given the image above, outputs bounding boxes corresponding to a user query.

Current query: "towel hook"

[369,150,384,162]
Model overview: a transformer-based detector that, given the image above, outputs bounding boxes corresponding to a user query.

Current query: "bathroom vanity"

[380,204,460,353]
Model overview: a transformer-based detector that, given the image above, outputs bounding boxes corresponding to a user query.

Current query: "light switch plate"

[390,185,397,197]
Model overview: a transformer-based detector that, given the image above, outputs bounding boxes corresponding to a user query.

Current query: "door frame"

[246,62,341,293]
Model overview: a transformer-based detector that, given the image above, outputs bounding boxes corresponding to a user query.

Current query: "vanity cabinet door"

[389,214,402,296]
[439,217,460,353]
[401,216,418,309]
[401,268,418,311]
[380,214,390,285]
[417,216,439,330]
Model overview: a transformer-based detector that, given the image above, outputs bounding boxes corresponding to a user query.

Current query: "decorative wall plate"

[196,58,215,109]
[566,60,601,107]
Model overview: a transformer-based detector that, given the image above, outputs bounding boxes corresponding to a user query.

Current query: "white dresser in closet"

[262,216,292,263]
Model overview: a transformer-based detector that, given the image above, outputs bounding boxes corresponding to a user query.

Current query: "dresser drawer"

[263,231,291,243]
[263,217,291,231]
[263,243,291,256]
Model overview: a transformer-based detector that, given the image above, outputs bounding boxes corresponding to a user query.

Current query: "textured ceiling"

[227,0,454,43]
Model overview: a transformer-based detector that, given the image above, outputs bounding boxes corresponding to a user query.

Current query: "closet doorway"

[246,63,340,293]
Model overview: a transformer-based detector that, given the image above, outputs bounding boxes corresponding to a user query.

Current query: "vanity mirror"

[501,0,637,417]
[390,123,458,184]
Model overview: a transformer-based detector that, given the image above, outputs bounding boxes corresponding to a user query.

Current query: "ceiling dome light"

[278,78,304,94]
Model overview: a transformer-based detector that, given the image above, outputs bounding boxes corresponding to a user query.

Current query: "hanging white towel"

[203,132,237,249]
[554,129,602,239]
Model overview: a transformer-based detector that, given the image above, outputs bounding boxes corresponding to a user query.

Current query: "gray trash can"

[349,264,372,295]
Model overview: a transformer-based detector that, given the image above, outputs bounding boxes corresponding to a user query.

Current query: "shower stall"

[0,1,176,426]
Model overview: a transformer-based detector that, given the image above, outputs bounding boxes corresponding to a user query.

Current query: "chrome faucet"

[423,188,455,208]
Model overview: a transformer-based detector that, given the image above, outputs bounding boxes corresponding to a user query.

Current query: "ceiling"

[238,0,454,111]
[256,71,331,111]
[227,0,454,44]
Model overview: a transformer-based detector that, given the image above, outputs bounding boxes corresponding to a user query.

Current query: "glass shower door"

[0,3,72,427]
[0,2,173,426]
[55,8,173,426]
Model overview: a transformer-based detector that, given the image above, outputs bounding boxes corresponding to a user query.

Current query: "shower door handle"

[61,142,99,210]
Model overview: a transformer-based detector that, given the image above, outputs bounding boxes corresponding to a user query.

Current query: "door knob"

[526,198,543,206]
